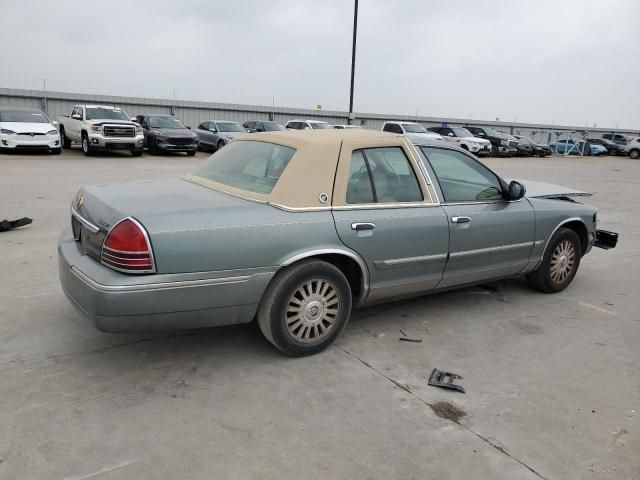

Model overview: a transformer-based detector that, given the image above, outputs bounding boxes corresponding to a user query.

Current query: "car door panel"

[417,145,535,288]
[334,207,449,301]
[332,143,448,302]
[438,200,535,287]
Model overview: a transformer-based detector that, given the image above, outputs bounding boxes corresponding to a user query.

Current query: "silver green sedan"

[59,130,617,356]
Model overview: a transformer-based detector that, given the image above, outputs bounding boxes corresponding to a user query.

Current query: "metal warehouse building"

[1,87,637,144]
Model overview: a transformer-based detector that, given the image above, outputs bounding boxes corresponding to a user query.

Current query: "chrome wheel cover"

[549,239,576,284]
[285,279,339,343]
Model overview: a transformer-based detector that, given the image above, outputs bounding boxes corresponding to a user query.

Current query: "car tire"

[81,133,92,156]
[148,138,158,155]
[51,147,62,155]
[216,140,225,151]
[131,149,143,157]
[526,227,581,293]
[60,127,72,149]
[491,144,499,156]
[630,149,640,160]
[257,259,352,356]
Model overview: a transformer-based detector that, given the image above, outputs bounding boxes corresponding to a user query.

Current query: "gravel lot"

[1,147,638,480]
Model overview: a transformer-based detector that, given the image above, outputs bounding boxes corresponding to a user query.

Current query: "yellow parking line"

[579,301,616,315]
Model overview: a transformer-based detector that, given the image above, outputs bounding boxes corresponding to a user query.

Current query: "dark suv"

[136,114,198,155]
[465,126,518,156]
[587,137,626,156]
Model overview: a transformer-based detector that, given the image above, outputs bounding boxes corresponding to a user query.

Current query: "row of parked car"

[1,105,639,159]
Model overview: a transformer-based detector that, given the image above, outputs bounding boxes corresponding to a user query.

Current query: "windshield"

[193,141,296,194]
[263,122,286,131]
[310,122,331,129]
[0,110,50,123]
[483,128,503,137]
[402,123,427,133]
[217,122,245,133]
[452,128,473,137]
[85,107,130,121]
[149,116,186,129]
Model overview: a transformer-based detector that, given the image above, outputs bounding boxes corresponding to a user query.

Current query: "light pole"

[348,0,358,125]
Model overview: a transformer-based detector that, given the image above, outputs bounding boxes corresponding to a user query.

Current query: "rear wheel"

[60,126,71,149]
[81,133,92,156]
[630,149,640,160]
[257,260,352,356]
[526,227,581,293]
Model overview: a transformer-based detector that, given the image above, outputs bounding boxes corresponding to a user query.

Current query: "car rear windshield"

[193,141,296,194]
[0,110,49,123]
[217,122,245,132]
[149,116,186,128]
[85,108,130,121]
[452,128,473,137]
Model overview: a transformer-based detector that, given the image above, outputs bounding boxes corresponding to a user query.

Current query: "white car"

[0,107,61,154]
[381,121,444,142]
[427,126,492,155]
[625,137,640,159]
[285,119,333,130]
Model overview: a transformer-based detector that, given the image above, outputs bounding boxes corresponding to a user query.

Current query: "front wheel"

[81,133,92,156]
[187,150,196,156]
[630,149,640,160]
[217,140,225,151]
[526,227,581,293]
[60,127,71,149]
[491,144,499,156]
[257,260,352,356]
[131,149,143,157]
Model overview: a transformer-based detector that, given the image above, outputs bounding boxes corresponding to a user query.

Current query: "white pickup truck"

[58,104,144,156]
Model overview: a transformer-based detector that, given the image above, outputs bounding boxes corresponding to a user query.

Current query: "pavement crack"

[338,345,550,480]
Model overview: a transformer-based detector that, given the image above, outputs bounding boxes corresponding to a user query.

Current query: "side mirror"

[186,126,191,129]
[447,132,454,136]
[71,114,81,120]
[52,121,59,127]
[130,117,137,122]
[507,180,526,200]
[210,128,218,133]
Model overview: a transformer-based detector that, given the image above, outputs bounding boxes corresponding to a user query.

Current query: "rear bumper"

[58,228,274,332]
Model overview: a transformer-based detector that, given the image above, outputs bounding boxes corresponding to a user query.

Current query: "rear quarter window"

[192,141,296,194]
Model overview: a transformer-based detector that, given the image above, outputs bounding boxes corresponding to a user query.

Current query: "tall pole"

[348,0,358,125]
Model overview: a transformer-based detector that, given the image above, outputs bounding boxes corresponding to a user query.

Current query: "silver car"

[59,130,617,356]
[195,120,247,151]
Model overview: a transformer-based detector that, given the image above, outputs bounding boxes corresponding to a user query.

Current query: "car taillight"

[101,217,155,274]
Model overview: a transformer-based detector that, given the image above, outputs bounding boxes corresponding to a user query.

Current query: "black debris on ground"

[0,217,33,232]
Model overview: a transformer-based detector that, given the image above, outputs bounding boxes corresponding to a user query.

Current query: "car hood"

[0,122,55,133]
[85,119,137,127]
[462,136,490,145]
[521,180,592,199]
[153,128,194,137]
[76,177,257,235]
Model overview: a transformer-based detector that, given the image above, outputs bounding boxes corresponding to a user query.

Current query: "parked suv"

[285,119,332,130]
[381,121,443,141]
[427,126,491,155]
[0,107,61,154]
[465,126,517,156]
[243,120,286,132]
[136,114,197,155]
[603,133,631,145]
[58,104,144,156]
[195,121,247,151]
[513,135,551,157]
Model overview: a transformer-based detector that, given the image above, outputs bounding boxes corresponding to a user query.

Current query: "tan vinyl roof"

[185,130,435,210]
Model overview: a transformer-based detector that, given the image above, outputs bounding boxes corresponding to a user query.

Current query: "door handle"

[451,216,471,224]
[351,222,376,231]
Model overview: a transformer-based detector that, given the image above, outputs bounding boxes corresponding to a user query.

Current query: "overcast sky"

[1,0,638,128]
